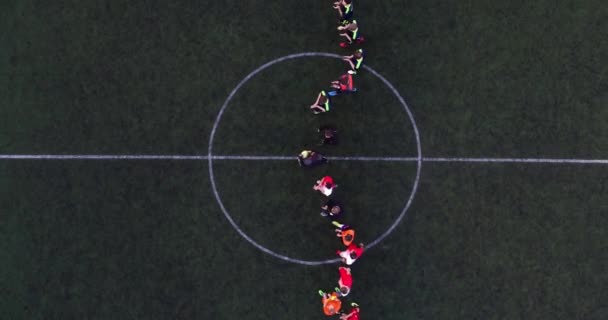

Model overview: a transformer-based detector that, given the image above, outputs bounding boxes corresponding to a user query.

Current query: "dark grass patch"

[2,0,607,319]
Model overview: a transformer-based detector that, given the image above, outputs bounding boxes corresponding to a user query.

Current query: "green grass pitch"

[1,0,607,319]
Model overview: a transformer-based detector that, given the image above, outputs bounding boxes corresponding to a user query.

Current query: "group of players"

[298,1,365,318]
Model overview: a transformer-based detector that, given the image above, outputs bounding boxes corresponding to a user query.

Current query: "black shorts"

[340,6,353,21]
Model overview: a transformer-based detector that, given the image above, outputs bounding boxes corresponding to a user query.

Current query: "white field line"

[423,157,608,164]
[0,154,607,164]
[0,154,207,160]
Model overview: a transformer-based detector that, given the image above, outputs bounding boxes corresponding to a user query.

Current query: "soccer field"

[1,1,607,319]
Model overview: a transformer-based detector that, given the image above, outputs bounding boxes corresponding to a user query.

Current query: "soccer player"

[310,90,331,114]
[321,199,343,220]
[313,176,336,196]
[337,266,353,297]
[333,221,355,246]
[298,150,328,168]
[333,0,354,23]
[319,290,343,316]
[318,125,338,145]
[343,49,364,71]
[339,302,360,320]
[337,20,363,47]
[337,242,364,265]
[329,70,357,95]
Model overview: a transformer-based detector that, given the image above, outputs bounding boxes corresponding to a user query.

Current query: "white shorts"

[321,186,333,196]
[339,251,356,265]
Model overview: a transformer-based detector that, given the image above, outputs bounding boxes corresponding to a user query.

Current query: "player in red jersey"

[330,70,357,95]
[313,175,336,196]
[340,302,360,320]
[337,266,352,296]
[337,242,364,265]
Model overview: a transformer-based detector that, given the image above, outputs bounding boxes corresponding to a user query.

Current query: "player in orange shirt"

[318,290,342,316]
[332,221,355,246]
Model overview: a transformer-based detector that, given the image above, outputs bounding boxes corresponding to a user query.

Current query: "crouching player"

[329,70,357,96]
[310,90,332,114]
[340,302,360,320]
[337,20,364,47]
[318,290,342,316]
[343,49,364,72]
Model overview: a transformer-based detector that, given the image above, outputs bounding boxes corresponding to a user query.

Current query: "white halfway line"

[0,154,607,164]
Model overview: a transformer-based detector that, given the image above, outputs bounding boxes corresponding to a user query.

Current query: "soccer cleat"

[334,287,341,293]
[318,290,325,296]
[320,211,329,217]
[351,302,359,307]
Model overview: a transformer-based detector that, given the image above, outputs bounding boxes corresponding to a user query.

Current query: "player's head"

[340,286,350,296]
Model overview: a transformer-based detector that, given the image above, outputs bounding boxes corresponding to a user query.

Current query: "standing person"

[343,49,364,71]
[320,199,343,220]
[337,20,364,47]
[336,266,353,297]
[339,303,360,320]
[310,90,332,114]
[313,176,337,196]
[318,290,342,316]
[333,0,354,23]
[337,242,364,265]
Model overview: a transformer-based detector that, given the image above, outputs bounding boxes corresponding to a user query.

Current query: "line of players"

[299,1,364,318]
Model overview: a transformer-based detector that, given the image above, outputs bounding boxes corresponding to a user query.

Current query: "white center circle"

[208,52,422,265]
